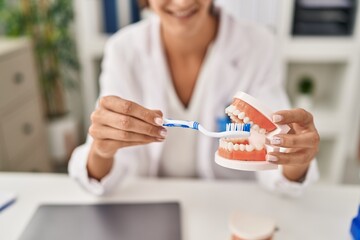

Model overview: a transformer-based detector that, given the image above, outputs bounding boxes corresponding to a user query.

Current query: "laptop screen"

[19,202,182,240]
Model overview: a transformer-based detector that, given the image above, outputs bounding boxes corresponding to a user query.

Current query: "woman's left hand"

[265,108,320,182]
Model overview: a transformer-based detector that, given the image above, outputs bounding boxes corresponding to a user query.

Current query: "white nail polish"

[266,155,278,162]
[155,118,163,126]
[272,115,283,123]
[271,137,282,145]
[160,130,167,137]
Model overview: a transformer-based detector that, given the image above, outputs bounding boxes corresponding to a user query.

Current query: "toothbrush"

[163,118,251,138]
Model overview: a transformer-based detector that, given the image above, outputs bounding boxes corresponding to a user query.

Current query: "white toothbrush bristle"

[226,123,245,131]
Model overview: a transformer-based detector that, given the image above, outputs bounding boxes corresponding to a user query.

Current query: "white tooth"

[233,110,240,116]
[239,144,245,151]
[225,106,231,114]
[227,142,234,151]
[238,112,245,119]
[246,144,254,152]
[255,143,264,151]
[243,117,250,123]
[259,128,266,134]
[230,116,240,123]
[252,124,259,131]
[234,144,239,151]
[229,105,236,113]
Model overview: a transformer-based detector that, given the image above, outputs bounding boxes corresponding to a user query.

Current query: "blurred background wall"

[0,0,359,185]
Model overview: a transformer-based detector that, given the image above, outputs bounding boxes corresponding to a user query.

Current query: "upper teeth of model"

[225,105,266,133]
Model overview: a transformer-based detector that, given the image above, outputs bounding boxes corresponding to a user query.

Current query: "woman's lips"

[167,6,199,19]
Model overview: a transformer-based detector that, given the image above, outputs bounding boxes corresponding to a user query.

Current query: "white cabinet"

[0,38,51,172]
[278,0,360,183]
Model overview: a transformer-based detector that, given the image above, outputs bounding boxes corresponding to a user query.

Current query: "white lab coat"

[69,8,319,196]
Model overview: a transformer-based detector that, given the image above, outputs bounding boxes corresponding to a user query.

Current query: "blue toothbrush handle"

[163,119,199,130]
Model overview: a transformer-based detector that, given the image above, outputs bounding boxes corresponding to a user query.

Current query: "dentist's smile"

[166,6,199,20]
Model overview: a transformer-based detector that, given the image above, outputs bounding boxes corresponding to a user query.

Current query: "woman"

[69,0,319,195]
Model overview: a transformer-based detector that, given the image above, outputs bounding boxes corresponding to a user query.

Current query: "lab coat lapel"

[195,48,219,179]
[142,17,168,176]
[195,52,241,179]
[196,12,250,179]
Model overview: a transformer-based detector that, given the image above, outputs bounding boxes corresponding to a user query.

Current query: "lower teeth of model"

[219,140,263,151]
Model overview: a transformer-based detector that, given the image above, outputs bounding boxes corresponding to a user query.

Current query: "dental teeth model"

[215,91,290,171]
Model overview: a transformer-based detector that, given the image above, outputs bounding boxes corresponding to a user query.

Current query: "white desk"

[0,173,358,240]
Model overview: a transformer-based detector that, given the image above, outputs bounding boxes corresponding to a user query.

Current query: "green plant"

[0,0,80,118]
[298,75,315,95]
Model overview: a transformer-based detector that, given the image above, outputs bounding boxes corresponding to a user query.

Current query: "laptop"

[19,202,182,240]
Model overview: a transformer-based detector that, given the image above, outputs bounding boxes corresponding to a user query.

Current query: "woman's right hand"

[89,95,167,159]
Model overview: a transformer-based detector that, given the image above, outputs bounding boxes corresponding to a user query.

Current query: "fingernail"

[155,117,163,126]
[159,129,167,137]
[266,154,278,162]
[270,137,282,145]
[272,115,283,123]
